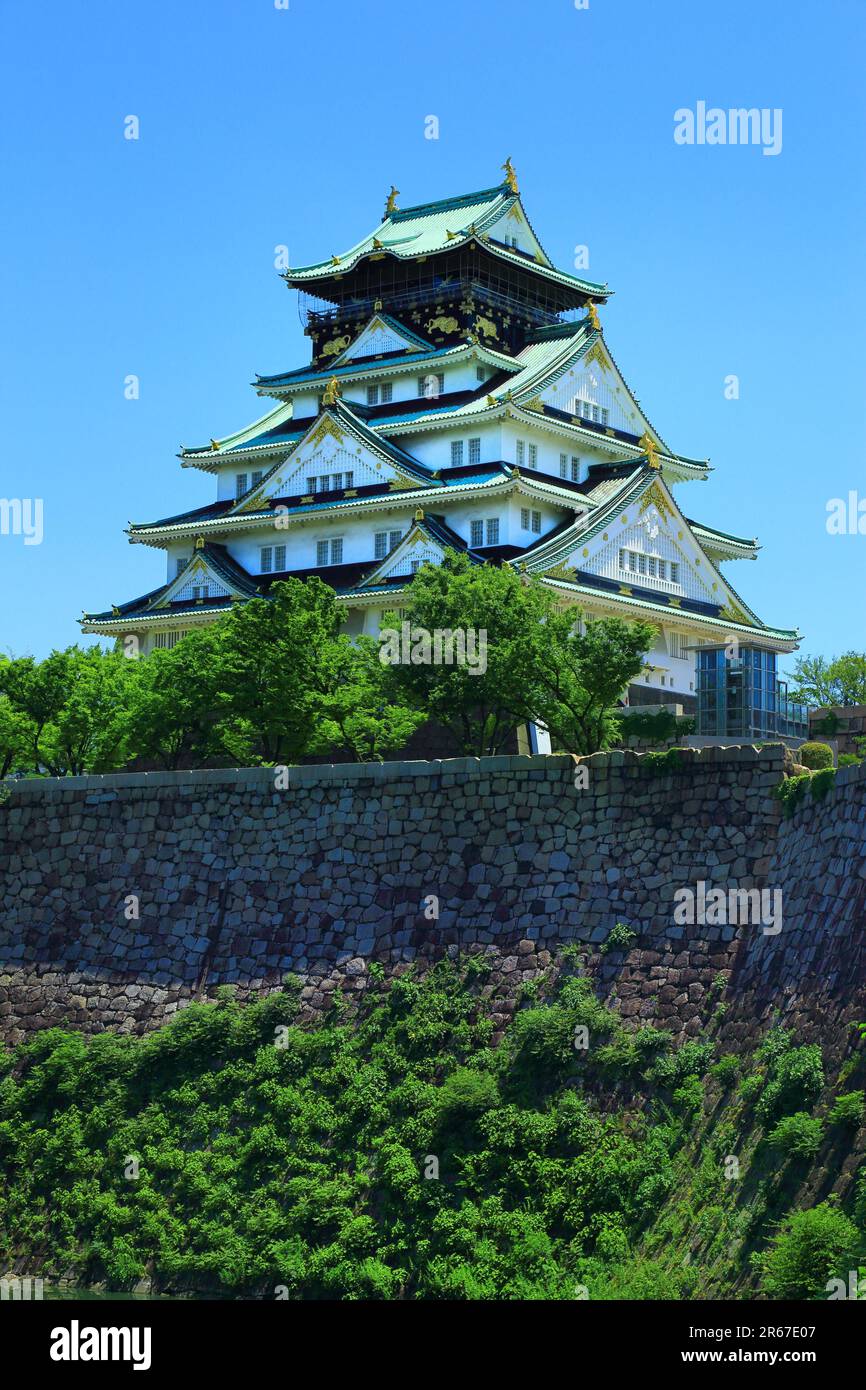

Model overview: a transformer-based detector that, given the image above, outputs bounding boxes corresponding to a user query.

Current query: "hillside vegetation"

[1,957,864,1300]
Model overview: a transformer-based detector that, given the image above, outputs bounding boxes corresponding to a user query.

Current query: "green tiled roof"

[284,181,610,300]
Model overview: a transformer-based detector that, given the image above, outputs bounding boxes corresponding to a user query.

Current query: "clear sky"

[1,0,864,677]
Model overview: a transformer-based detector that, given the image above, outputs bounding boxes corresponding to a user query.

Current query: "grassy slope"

[1,956,864,1300]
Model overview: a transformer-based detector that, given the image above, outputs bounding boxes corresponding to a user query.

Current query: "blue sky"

[1,0,864,677]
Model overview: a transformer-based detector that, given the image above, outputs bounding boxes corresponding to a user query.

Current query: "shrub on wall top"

[797,741,834,770]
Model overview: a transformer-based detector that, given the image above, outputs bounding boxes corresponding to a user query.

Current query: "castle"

[81,161,798,718]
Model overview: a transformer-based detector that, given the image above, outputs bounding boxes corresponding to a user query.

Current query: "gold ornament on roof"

[194,535,205,550]
[414,507,424,522]
[330,254,341,266]
[639,431,661,470]
[502,157,519,194]
[585,301,601,331]
[385,185,400,215]
[210,438,220,451]
[372,237,384,249]
[322,376,341,406]
[111,605,121,616]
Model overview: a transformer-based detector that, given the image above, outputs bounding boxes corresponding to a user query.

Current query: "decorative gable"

[334,315,431,364]
[231,412,423,511]
[149,550,238,609]
[361,524,447,586]
[568,483,733,607]
[538,342,647,436]
[485,204,547,262]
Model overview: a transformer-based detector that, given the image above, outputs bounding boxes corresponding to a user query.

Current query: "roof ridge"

[389,185,508,220]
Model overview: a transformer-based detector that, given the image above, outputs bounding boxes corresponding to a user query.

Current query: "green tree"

[381,553,653,757]
[527,610,657,753]
[380,552,558,757]
[757,1204,860,1299]
[126,627,226,770]
[41,647,138,775]
[0,647,136,776]
[0,650,70,770]
[308,634,424,762]
[0,694,35,776]
[213,578,343,764]
[790,652,866,707]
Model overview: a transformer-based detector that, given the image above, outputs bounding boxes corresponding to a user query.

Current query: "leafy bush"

[600,922,638,955]
[765,1112,825,1159]
[797,741,834,770]
[711,1054,741,1089]
[829,1091,865,1129]
[756,1038,824,1124]
[756,1203,860,1299]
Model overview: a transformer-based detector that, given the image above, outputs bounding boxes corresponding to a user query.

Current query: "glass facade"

[696,646,808,741]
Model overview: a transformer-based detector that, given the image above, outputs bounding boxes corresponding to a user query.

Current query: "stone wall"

[1,747,864,1050]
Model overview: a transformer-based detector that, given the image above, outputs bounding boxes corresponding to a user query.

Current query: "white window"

[638,554,647,575]
[251,471,263,488]
[669,632,685,659]
[345,471,354,488]
[235,473,248,498]
[381,382,393,404]
[600,407,609,427]
[307,476,317,494]
[670,562,680,584]
[274,545,286,571]
[192,584,209,601]
[316,538,343,566]
[648,557,657,578]
[532,510,541,533]
[486,518,499,545]
[470,519,484,547]
[516,440,525,466]
[320,475,330,492]
[559,453,567,478]
[468,437,481,465]
[528,443,538,468]
[409,559,420,574]
[570,457,581,482]
[658,559,667,580]
[332,473,343,491]
[521,507,530,530]
[261,546,273,573]
[390,529,402,550]
[451,440,464,466]
[618,549,626,570]
[375,532,388,559]
[628,552,637,573]
[367,385,379,406]
[175,556,188,577]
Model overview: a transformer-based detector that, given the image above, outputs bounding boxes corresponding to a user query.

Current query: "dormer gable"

[229,406,429,513]
[484,202,549,264]
[332,314,432,365]
[147,544,255,610]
